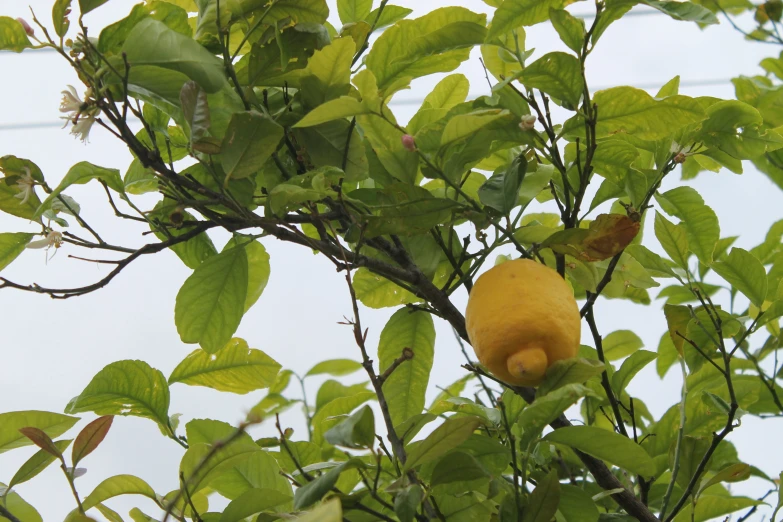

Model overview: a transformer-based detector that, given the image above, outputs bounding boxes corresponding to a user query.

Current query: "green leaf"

[641,0,718,25]
[312,392,375,446]
[148,201,217,269]
[80,0,110,14]
[0,233,33,272]
[522,470,561,522]
[52,0,73,37]
[82,475,158,511]
[123,18,226,93]
[696,100,768,160]
[603,330,644,360]
[303,37,355,105]
[402,21,487,65]
[403,416,482,471]
[0,485,42,522]
[99,2,191,55]
[169,338,281,394]
[517,384,594,448]
[588,87,706,141]
[0,180,42,221]
[591,139,640,185]
[211,449,293,502]
[298,119,369,182]
[293,459,364,509]
[123,159,157,195]
[0,17,33,52]
[772,471,783,522]
[626,244,678,278]
[0,411,78,453]
[305,359,363,377]
[221,112,284,181]
[431,451,490,487]
[654,212,690,269]
[487,0,575,40]
[697,463,751,498]
[294,96,371,127]
[543,426,656,476]
[478,154,528,214]
[180,437,260,495]
[538,358,605,396]
[316,380,371,411]
[657,332,678,378]
[175,243,249,353]
[219,488,292,522]
[239,239,270,312]
[366,5,413,29]
[440,109,511,149]
[324,405,375,449]
[8,440,72,489]
[518,52,584,107]
[353,267,419,308]
[549,9,585,53]
[611,350,657,394]
[290,498,342,522]
[337,0,372,24]
[656,186,720,265]
[671,494,761,522]
[422,74,470,110]
[94,503,125,522]
[395,485,424,522]
[35,162,123,218]
[367,7,485,92]
[65,360,170,429]
[559,484,600,522]
[711,248,767,307]
[657,75,681,97]
[379,309,435,426]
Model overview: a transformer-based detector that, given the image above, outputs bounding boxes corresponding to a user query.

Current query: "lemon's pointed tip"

[507,347,548,384]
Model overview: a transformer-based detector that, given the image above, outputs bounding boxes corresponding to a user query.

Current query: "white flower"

[59,85,83,115]
[59,85,99,142]
[519,114,537,131]
[27,230,63,251]
[14,167,35,205]
[70,113,97,142]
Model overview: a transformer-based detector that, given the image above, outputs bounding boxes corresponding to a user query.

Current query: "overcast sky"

[1,1,782,520]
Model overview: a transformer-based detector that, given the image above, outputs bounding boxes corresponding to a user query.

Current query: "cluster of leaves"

[1,0,783,521]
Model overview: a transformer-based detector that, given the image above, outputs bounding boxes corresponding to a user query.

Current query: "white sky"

[1,0,782,520]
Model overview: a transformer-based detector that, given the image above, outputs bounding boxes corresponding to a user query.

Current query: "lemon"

[465,259,581,386]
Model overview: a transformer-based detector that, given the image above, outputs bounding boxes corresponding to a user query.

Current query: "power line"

[0,77,734,132]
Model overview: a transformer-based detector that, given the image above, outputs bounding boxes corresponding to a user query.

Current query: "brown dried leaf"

[580,213,640,261]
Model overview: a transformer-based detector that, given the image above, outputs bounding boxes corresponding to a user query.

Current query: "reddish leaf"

[72,416,114,466]
[18,427,63,458]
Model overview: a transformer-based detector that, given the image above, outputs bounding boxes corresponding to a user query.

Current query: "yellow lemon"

[465,259,581,386]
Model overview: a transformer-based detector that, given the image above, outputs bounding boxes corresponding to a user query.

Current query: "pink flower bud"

[519,114,537,131]
[16,18,34,37]
[401,134,416,152]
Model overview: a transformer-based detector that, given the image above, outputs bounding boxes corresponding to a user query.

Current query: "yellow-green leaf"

[169,338,281,394]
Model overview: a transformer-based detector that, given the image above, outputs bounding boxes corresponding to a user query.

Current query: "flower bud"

[16,18,34,37]
[401,134,416,152]
[673,152,687,164]
[519,114,537,131]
